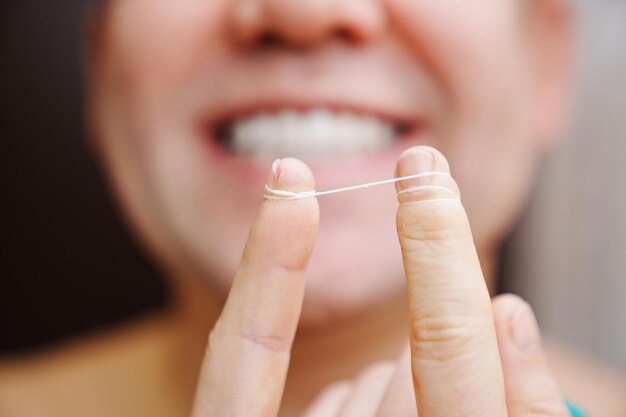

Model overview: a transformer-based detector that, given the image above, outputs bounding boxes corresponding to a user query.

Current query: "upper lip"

[190,47,437,137]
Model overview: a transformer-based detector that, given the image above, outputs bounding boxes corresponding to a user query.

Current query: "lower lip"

[201,128,429,191]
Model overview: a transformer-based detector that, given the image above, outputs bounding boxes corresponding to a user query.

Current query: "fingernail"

[266,158,316,195]
[268,158,281,189]
[396,148,434,190]
[511,302,542,353]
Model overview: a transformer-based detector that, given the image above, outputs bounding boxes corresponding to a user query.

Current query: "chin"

[298,277,406,328]
[194,227,407,328]
[296,247,406,327]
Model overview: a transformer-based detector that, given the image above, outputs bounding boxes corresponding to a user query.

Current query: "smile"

[211,106,416,162]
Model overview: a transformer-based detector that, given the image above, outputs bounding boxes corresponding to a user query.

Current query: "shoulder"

[0,314,181,417]
[544,339,626,417]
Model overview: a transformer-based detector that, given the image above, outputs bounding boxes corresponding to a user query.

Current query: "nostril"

[332,27,360,44]
[257,30,286,48]
[245,19,367,50]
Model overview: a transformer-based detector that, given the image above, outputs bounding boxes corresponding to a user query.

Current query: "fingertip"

[267,158,316,194]
[394,146,460,204]
[253,158,319,271]
[395,146,451,179]
[493,294,542,354]
[494,300,570,417]
[492,294,529,326]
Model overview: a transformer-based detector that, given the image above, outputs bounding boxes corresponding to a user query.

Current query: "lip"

[197,98,430,190]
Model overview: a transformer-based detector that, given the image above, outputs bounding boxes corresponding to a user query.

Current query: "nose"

[229,0,387,48]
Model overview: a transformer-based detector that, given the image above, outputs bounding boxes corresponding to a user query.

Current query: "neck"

[162,247,498,416]
[281,293,410,415]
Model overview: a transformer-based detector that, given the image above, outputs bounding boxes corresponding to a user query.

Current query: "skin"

[86,0,556,318]
[1,0,625,416]
[191,150,570,417]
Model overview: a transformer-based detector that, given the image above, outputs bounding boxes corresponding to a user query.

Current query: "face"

[89,0,569,324]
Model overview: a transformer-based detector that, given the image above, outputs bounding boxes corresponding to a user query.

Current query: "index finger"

[394,146,507,417]
[192,158,319,417]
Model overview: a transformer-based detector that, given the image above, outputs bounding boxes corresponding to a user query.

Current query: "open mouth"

[210,107,416,162]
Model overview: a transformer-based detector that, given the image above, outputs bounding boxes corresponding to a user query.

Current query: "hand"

[301,146,570,417]
[190,148,570,417]
[301,293,567,417]
[190,158,319,417]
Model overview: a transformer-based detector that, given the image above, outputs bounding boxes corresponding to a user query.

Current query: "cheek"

[387,1,534,248]
[100,0,258,274]
[107,0,229,107]
[387,0,530,119]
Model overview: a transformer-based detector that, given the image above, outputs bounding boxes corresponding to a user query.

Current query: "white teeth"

[228,109,396,160]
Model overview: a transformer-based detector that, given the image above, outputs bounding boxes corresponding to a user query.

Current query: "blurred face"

[89,0,567,324]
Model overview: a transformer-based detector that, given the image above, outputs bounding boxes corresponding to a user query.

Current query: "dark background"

[0,0,167,355]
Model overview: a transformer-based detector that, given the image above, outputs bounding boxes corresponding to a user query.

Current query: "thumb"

[492,294,570,417]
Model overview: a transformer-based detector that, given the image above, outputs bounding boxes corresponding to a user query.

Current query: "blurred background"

[0,0,167,355]
[501,0,626,370]
[0,0,624,370]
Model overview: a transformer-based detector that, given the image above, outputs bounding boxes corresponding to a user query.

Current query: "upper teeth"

[226,109,396,161]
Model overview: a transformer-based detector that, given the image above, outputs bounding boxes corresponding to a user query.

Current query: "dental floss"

[396,184,459,198]
[264,171,456,200]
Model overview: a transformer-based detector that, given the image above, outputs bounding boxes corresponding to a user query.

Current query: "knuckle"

[207,324,228,357]
[409,302,491,364]
[207,328,220,353]
[402,222,467,245]
[209,320,293,355]
[398,205,470,248]
[238,330,292,353]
